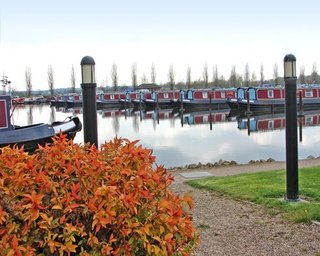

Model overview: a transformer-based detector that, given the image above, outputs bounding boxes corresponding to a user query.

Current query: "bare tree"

[299,65,306,84]
[244,63,250,87]
[168,64,175,90]
[186,66,192,89]
[229,65,237,87]
[260,64,264,85]
[47,65,54,97]
[273,63,279,86]
[251,72,257,86]
[70,65,76,93]
[141,73,148,84]
[25,66,32,97]
[111,63,118,92]
[310,62,318,84]
[131,63,138,90]
[213,65,219,87]
[151,63,156,84]
[202,63,208,88]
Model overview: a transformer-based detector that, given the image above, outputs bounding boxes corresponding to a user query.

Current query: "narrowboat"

[228,85,320,113]
[12,96,25,105]
[131,91,152,109]
[24,96,46,104]
[0,94,82,153]
[237,109,320,133]
[66,94,82,108]
[119,91,140,108]
[96,92,122,109]
[144,90,180,109]
[50,95,70,107]
[180,88,236,110]
[226,87,248,109]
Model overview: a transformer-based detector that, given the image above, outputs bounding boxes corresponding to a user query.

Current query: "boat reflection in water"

[96,106,235,133]
[237,109,320,140]
[180,108,233,129]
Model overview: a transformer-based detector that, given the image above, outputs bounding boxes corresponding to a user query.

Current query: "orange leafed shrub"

[0,134,198,255]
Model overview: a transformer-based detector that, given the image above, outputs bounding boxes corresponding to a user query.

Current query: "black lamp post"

[80,56,98,147]
[284,54,299,201]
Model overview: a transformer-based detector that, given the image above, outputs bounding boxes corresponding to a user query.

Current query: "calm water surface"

[12,104,320,168]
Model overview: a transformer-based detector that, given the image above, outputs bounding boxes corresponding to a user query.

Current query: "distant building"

[136,83,161,91]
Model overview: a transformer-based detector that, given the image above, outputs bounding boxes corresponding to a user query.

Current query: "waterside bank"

[169,158,320,256]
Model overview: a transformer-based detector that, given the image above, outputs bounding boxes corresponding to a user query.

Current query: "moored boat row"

[50,88,237,111]
[227,84,320,113]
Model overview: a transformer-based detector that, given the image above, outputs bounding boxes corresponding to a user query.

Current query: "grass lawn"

[186,166,320,223]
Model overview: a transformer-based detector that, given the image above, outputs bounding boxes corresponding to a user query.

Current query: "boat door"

[0,95,11,131]
[186,90,194,100]
[247,88,257,101]
[151,91,157,100]
[237,88,246,100]
[179,90,186,100]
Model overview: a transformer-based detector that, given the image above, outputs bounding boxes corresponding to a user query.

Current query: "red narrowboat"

[12,96,25,105]
[131,91,152,109]
[229,85,320,113]
[181,88,236,110]
[51,95,69,107]
[119,91,141,108]
[144,90,180,109]
[66,94,83,108]
[96,92,122,109]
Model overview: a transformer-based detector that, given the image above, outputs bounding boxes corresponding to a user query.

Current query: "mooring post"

[245,90,252,115]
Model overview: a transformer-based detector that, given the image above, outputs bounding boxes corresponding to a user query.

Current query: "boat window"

[305,90,313,97]
[268,120,274,129]
[163,93,169,99]
[221,92,225,98]
[267,90,274,98]
[305,116,313,125]
[202,92,208,98]
[110,94,115,100]
[248,88,257,100]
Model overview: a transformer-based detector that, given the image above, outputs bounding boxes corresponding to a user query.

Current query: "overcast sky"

[1,0,320,91]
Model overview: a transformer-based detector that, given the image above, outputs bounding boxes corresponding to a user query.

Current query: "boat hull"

[181,99,229,110]
[96,100,121,110]
[144,99,174,109]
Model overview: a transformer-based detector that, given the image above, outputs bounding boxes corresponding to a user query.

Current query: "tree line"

[22,62,320,97]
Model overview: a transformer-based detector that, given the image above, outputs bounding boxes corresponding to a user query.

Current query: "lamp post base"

[284,196,300,202]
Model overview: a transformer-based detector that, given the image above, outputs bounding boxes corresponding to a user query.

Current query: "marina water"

[12,104,320,168]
